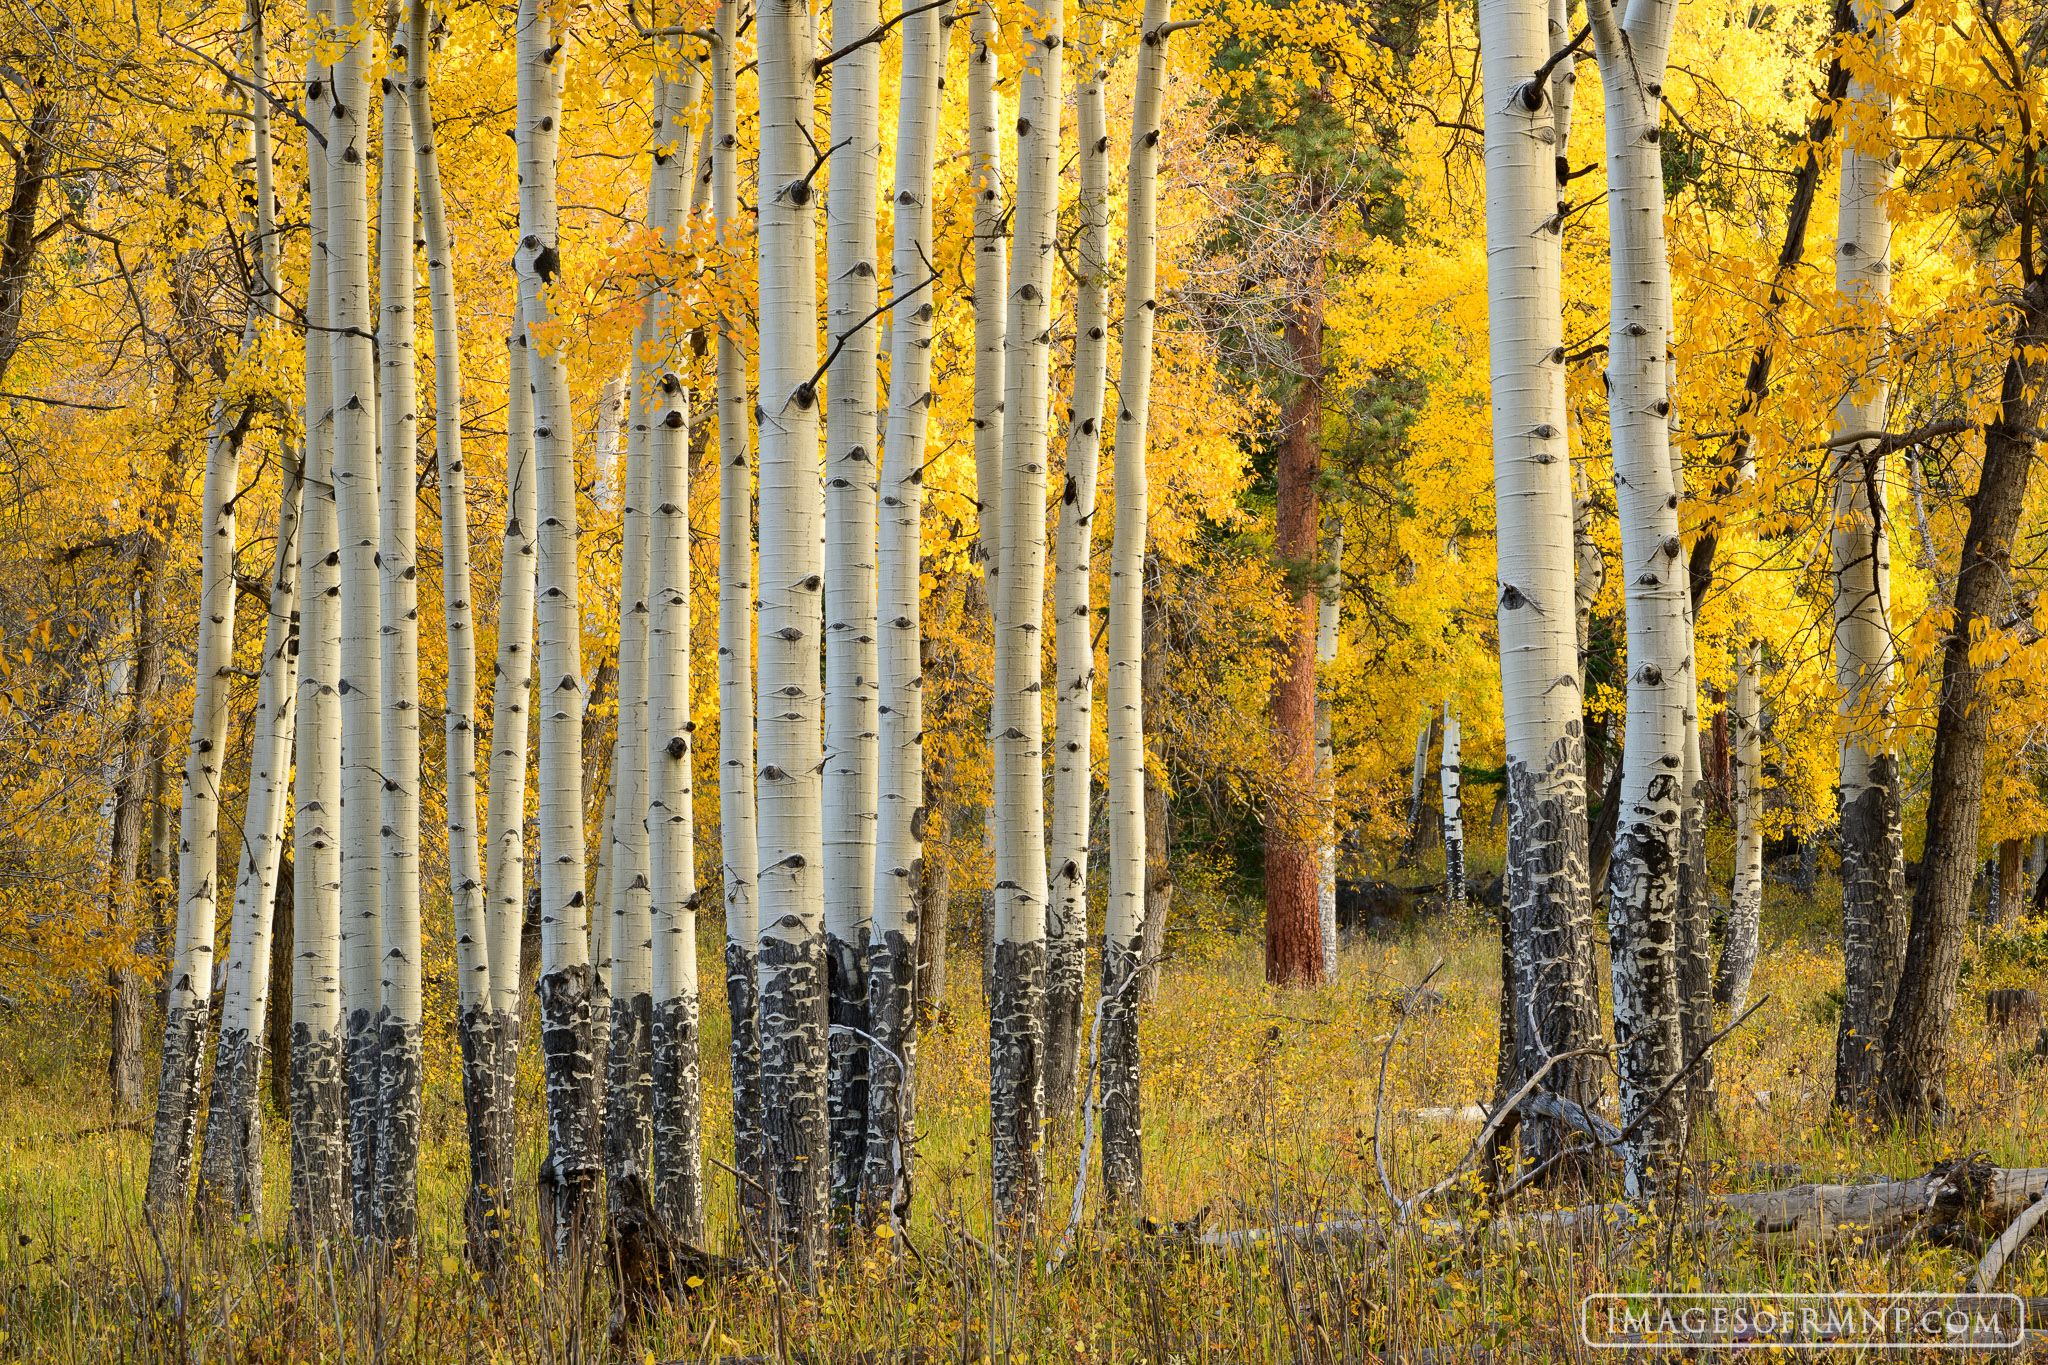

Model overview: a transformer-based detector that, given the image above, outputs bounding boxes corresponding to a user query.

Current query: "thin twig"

[1047,952,1167,1272]
[1372,958,1446,1218]
[813,0,954,72]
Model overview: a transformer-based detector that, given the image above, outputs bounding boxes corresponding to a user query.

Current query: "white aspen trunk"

[1045,18,1110,1129]
[1718,640,1763,1013]
[515,0,597,1248]
[290,19,349,1239]
[990,0,1063,1226]
[1588,0,1687,1197]
[1478,0,1604,1173]
[1440,703,1464,908]
[1314,520,1342,964]
[415,0,501,1255]
[479,329,538,1249]
[1406,709,1432,850]
[968,0,1006,600]
[196,449,300,1231]
[755,0,829,1266]
[374,0,425,1244]
[822,0,883,1213]
[144,5,280,1224]
[196,1,292,1231]
[708,0,765,1233]
[323,0,386,1235]
[1101,0,1177,1211]
[595,370,628,511]
[1668,293,1713,1119]
[867,0,949,1225]
[1572,463,1603,668]
[604,69,684,1210]
[646,367,703,1241]
[1830,5,1903,1112]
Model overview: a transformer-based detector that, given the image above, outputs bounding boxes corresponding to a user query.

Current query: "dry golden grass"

[1,866,2044,1362]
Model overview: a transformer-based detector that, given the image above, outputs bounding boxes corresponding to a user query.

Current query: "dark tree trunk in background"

[1265,287,1325,987]
[1883,317,2044,1120]
[268,854,294,1120]
[0,97,60,391]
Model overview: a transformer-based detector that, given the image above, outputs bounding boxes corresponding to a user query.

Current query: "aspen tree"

[291,13,349,1240]
[707,0,765,1230]
[989,0,1064,1223]
[1718,640,1763,1013]
[968,0,1006,601]
[1831,3,1904,1111]
[1666,303,1712,1117]
[196,1,292,1228]
[1045,16,1110,1127]
[374,0,425,1243]
[144,3,281,1223]
[1477,0,1603,1167]
[1440,703,1463,908]
[1587,0,1688,1195]
[322,0,387,1234]
[867,0,949,1223]
[605,66,689,1204]
[755,0,830,1264]
[647,365,703,1240]
[595,372,628,510]
[822,0,884,1213]
[477,331,538,1254]
[1314,521,1342,965]
[1101,0,1178,1210]
[516,0,598,1247]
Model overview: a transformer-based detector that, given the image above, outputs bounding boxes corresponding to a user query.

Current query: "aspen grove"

[6,0,2048,1349]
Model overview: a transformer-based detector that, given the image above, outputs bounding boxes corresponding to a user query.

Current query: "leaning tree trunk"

[708,0,765,1237]
[867,0,949,1226]
[1588,0,1687,1199]
[196,447,301,1233]
[1440,703,1463,908]
[1044,22,1110,1130]
[476,329,539,1260]
[647,366,704,1242]
[822,0,883,1217]
[1831,5,1906,1113]
[1477,0,1603,1172]
[288,13,348,1241]
[1314,520,1343,964]
[144,17,280,1220]
[194,4,289,1231]
[1882,301,2046,1119]
[374,0,425,1244]
[1718,640,1763,1013]
[755,0,830,1269]
[516,0,598,1251]
[324,0,386,1236]
[1102,0,1179,1211]
[990,0,1064,1229]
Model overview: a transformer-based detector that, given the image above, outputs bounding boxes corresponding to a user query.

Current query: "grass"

[1,861,2045,1362]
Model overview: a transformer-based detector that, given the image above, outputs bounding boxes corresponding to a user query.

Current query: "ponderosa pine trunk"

[325,0,386,1234]
[1588,0,1688,1197]
[475,330,538,1261]
[1045,20,1110,1129]
[1263,282,1324,987]
[374,0,425,1244]
[755,0,830,1268]
[516,0,598,1250]
[867,0,949,1226]
[1718,640,1763,1012]
[1831,4,1906,1112]
[289,16,349,1240]
[708,0,765,1237]
[1882,297,2046,1118]
[194,3,290,1231]
[1478,0,1603,1170]
[1314,521,1342,964]
[822,0,883,1218]
[1102,0,1178,1210]
[989,0,1064,1228]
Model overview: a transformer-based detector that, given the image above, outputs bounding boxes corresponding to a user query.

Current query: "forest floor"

[1,862,2046,1362]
